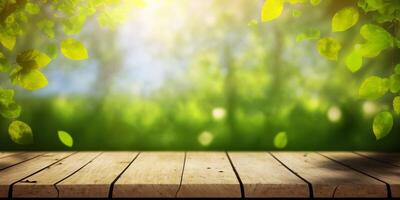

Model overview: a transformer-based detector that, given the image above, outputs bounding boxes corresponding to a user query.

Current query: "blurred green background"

[1,0,399,151]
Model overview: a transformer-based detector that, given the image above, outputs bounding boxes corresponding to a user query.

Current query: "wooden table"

[0,151,398,198]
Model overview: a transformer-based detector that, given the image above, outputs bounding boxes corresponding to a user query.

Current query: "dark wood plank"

[176,152,241,198]
[321,152,400,197]
[12,152,100,198]
[0,152,73,197]
[56,152,138,198]
[113,152,185,197]
[272,152,388,198]
[356,152,400,167]
[228,152,309,197]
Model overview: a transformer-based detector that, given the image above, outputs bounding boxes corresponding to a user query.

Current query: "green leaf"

[345,47,363,72]
[273,131,288,149]
[0,87,14,104]
[61,38,88,60]
[373,111,393,140]
[359,76,388,100]
[25,2,40,14]
[17,49,51,70]
[390,74,400,93]
[261,0,284,22]
[394,96,400,115]
[358,0,385,12]
[0,102,21,119]
[395,64,400,75]
[296,29,320,42]
[316,37,341,60]
[13,69,48,90]
[0,32,16,50]
[310,0,321,6]
[332,6,359,32]
[359,24,393,58]
[58,130,73,147]
[8,120,33,145]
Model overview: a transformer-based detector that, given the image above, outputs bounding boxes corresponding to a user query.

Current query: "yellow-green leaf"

[316,37,341,60]
[8,120,33,145]
[394,96,400,115]
[359,76,388,100]
[332,6,359,32]
[0,32,16,50]
[346,50,362,72]
[17,49,51,70]
[61,38,88,60]
[0,102,21,119]
[18,70,48,90]
[58,130,73,147]
[390,74,400,93]
[373,111,393,140]
[261,0,284,22]
[273,131,288,149]
[359,24,393,58]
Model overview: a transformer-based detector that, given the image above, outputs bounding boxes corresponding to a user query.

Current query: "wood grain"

[356,152,400,167]
[228,152,309,197]
[0,152,73,197]
[56,152,138,198]
[321,152,400,197]
[0,152,43,170]
[113,152,185,197]
[12,152,100,198]
[176,152,241,198]
[0,152,20,159]
[272,152,388,198]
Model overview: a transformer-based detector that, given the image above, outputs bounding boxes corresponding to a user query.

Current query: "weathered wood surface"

[271,152,388,198]
[0,151,398,198]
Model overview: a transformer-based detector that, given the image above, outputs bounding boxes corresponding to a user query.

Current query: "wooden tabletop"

[0,151,398,198]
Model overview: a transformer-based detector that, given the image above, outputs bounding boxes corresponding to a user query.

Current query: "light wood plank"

[0,152,20,159]
[0,152,73,197]
[56,152,138,198]
[12,152,100,198]
[113,152,185,198]
[176,152,241,198]
[322,152,400,197]
[272,152,387,198]
[0,152,43,170]
[228,152,309,197]
[356,152,400,167]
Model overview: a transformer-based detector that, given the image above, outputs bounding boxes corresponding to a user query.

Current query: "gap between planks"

[0,152,397,197]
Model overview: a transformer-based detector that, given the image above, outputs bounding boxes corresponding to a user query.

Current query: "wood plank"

[0,152,20,159]
[56,152,138,198]
[0,152,43,170]
[321,152,400,197]
[271,152,387,198]
[356,152,400,167]
[176,152,241,198]
[113,152,185,198]
[228,152,309,197]
[12,152,100,198]
[0,152,73,197]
